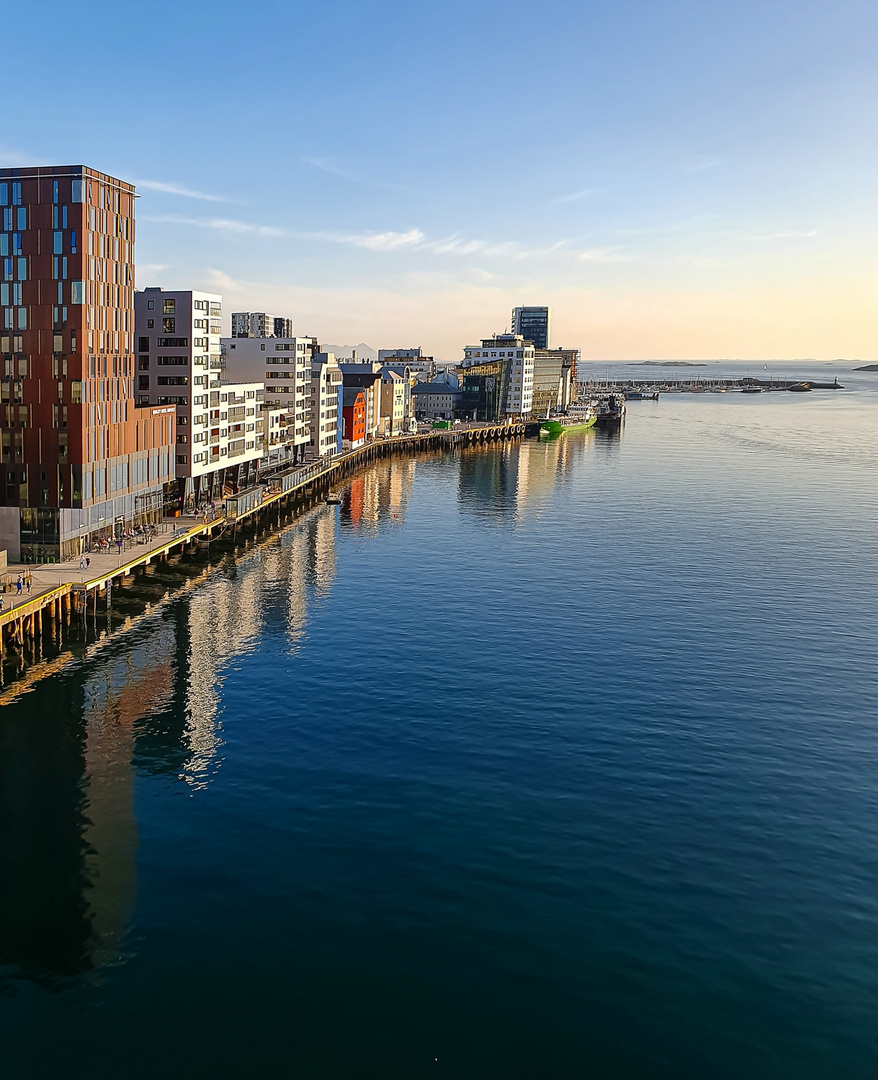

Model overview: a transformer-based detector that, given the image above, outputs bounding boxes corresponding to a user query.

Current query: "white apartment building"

[230,311,294,338]
[221,336,316,463]
[462,333,535,416]
[135,289,264,506]
[263,404,290,467]
[308,352,343,459]
[378,348,435,382]
[380,368,412,434]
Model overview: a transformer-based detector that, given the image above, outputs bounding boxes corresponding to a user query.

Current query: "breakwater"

[582,376,844,392]
[0,421,525,688]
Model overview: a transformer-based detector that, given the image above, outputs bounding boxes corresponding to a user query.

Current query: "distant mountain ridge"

[321,342,378,361]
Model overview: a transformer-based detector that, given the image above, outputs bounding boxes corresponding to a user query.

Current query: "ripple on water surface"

[1,383,878,1078]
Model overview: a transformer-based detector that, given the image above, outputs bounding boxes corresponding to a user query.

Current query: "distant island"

[854,364,878,371]
[628,361,708,367]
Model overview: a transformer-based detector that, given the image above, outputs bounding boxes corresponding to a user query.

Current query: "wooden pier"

[0,421,525,667]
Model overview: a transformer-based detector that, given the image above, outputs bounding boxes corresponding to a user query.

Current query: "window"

[147,299,154,309]
[163,299,176,315]
[71,281,84,304]
[157,337,188,347]
[0,183,6,206]
[2,208,11,230]
[147,318,154,328]
[11,183,21,206]
[70,231,77,253]
[138,376,149,390]
[53,231,63,254]
[138,336,149,351]
[138,357,149,371]
[71,179,85,203]
[162,318,175,333]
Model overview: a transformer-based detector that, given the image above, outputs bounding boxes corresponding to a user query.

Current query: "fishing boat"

[593,394,626,425]
[741,386,764,394]
[539,401,597,435]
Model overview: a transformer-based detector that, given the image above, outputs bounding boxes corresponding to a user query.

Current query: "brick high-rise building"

[0,165,175,562]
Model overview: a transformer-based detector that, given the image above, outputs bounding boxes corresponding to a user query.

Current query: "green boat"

[539,402,597,435]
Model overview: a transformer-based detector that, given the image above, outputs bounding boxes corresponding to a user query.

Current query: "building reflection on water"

[342,457,415,532]
[457,428,607,520]
[0,498,341,984]
[0,442,577,985]
[0,625,176,982]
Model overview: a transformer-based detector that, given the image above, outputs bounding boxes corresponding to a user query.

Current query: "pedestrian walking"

[85,555,90,569]
[16,577,22,595]
[25,577,31,595]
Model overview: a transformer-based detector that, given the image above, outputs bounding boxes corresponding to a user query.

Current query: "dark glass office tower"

[511,306,551,350]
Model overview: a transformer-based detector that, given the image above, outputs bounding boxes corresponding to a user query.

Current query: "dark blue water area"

[1,374,878,1078]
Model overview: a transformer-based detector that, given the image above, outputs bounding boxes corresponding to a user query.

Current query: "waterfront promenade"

[0,420,525,656]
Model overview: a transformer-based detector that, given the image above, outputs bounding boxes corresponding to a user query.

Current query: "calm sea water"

[1,364,877,1078]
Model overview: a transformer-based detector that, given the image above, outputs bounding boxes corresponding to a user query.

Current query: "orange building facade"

[342,388,366,449]
[0,165,175,561]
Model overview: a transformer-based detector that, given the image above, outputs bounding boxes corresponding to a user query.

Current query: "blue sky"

[6,0,878,358]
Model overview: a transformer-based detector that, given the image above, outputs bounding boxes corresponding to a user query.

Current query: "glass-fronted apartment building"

[0,165,175,561]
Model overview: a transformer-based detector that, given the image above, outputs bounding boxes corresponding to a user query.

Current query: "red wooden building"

[342,388,366,448]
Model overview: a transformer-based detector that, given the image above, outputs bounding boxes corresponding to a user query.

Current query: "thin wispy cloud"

[421,235,568,259]
[302,156,415,192]
[616,215,719,237]
[142,213,571,261]
[332,228,426,251]
[579,247,629,262]
[682,156,723,174]
[142,214,284,237]
[753,230,818,241]
[553,188,600,204]
[0,143,49,168]
[136,179,230,203]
